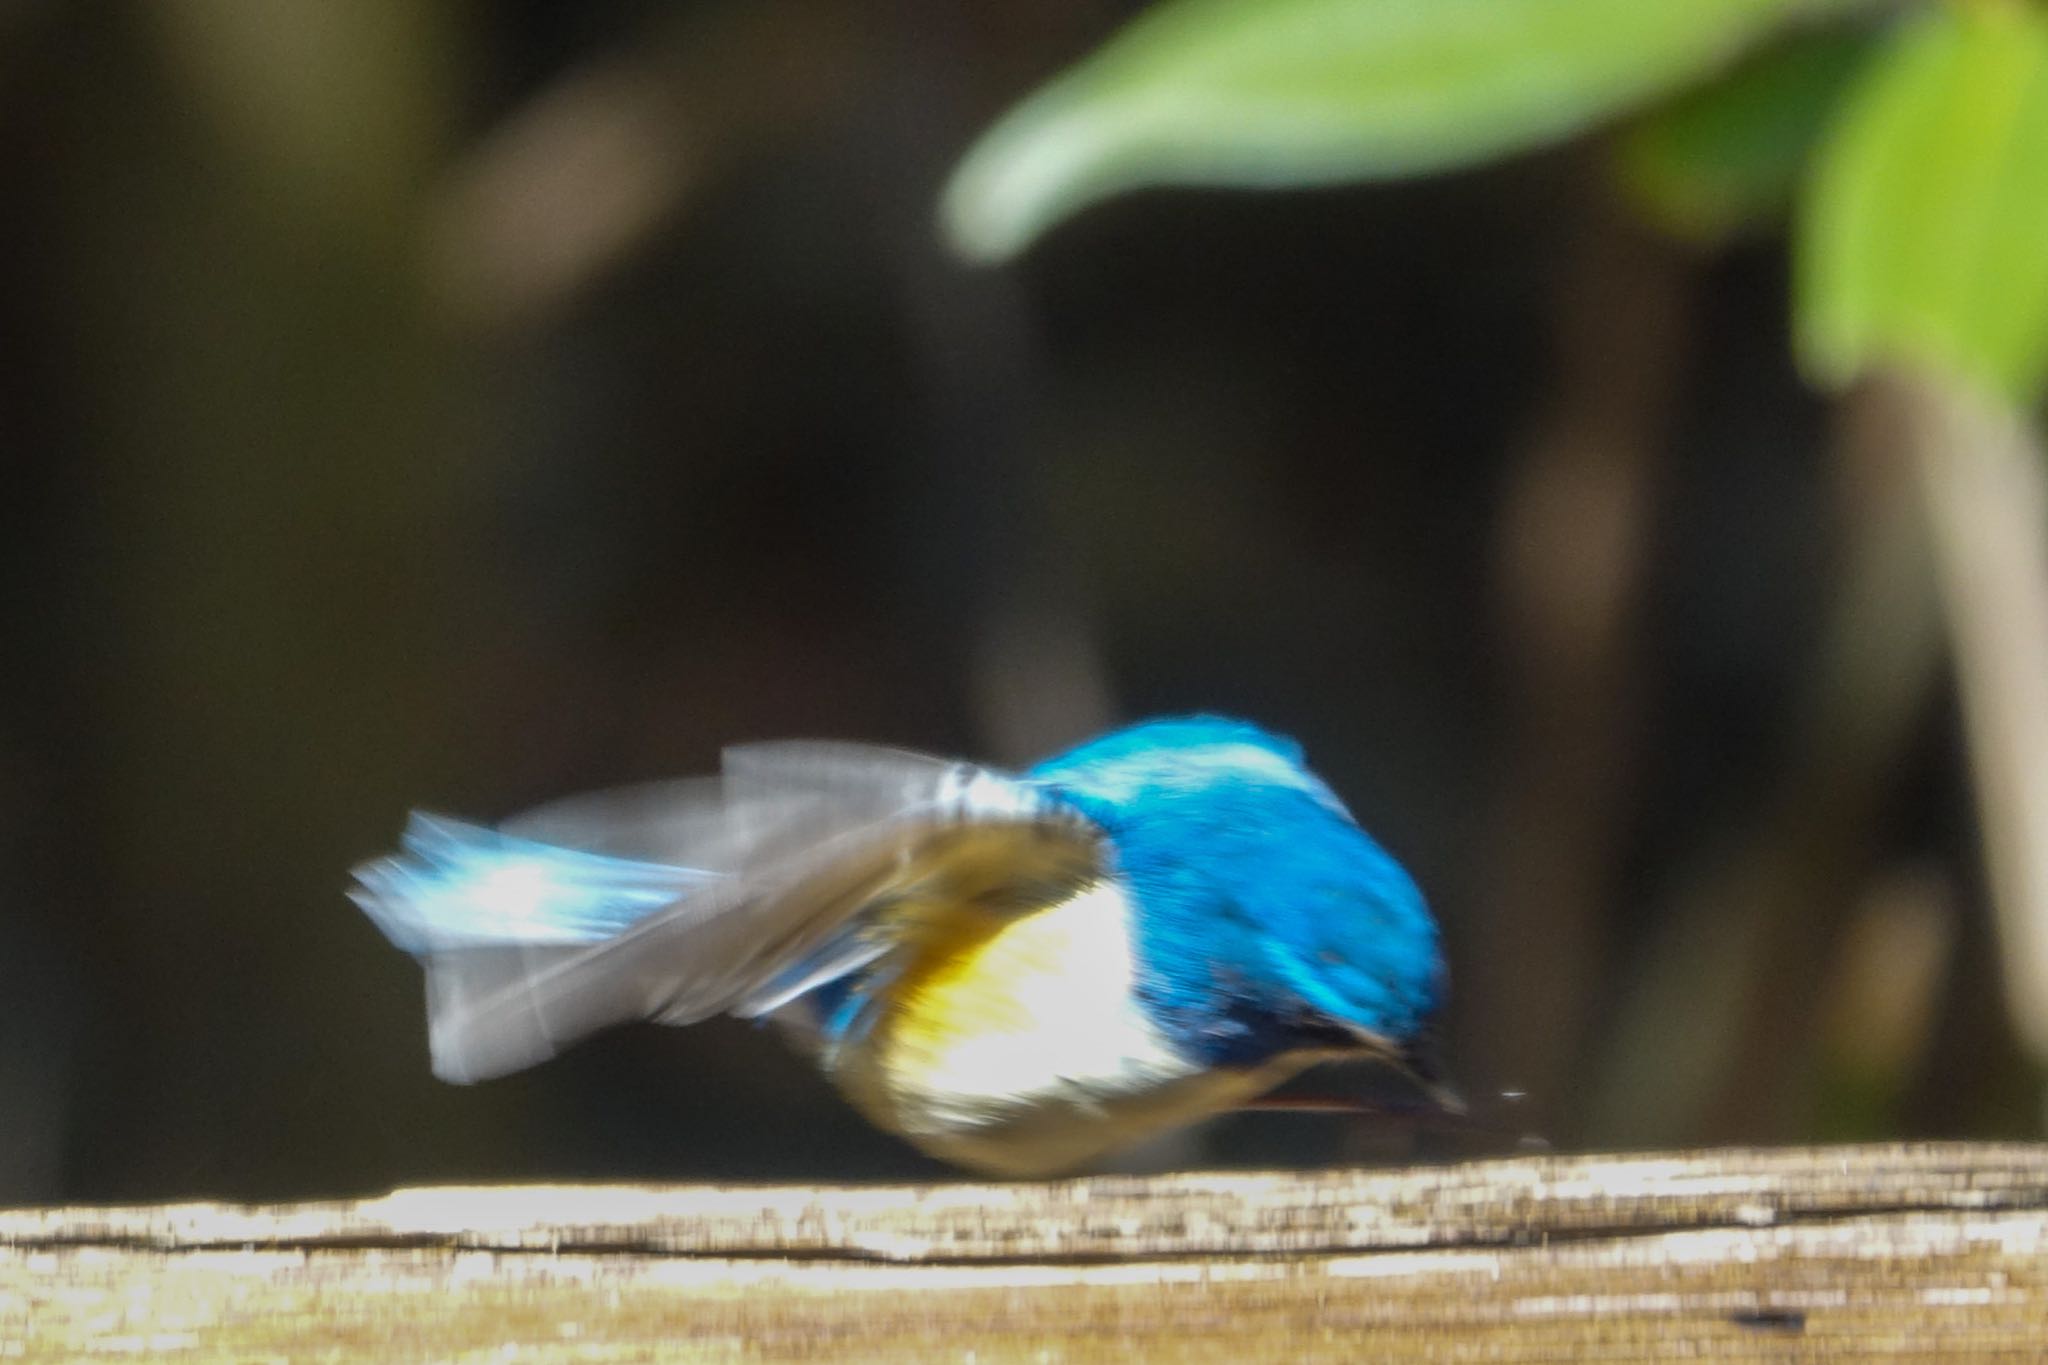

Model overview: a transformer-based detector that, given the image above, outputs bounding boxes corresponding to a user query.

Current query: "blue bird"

[351,716,1451,1175]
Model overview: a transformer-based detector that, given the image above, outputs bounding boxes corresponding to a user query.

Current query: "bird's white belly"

[839,880,1304,1175]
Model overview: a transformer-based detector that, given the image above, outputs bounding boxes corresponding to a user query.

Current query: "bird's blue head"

[1031,716,1445,1071]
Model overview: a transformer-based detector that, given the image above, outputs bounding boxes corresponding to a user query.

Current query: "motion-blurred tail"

[350,746,1068,1085]
[351,812,729,1083]
[351,813,711,953]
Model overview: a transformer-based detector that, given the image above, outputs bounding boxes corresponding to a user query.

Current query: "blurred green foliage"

[942,0,1877,261]
[1617,29,1873,244]
[948,0,2048,408]
[1797,2,2048,405]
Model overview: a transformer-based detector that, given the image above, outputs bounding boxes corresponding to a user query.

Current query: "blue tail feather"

[351,814,710,955]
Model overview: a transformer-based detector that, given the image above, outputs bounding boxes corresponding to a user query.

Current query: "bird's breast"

[826,877,1303,1175]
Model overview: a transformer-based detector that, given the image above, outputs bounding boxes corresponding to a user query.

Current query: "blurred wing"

[500,777,784,865]
[352,744,1080,1083]
[500,776,844,880]
[723,740,1049,826]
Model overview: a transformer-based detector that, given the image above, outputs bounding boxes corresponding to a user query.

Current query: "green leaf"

[942,0,1877,262]
[1616,29,1876,246]
[1796,2,2048,405]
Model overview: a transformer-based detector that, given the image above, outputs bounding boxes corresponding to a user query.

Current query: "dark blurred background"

[0,0,2030,1205]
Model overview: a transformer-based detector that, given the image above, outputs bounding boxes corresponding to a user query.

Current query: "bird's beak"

[1329,1021,1468,1117]
[1394,1032,1467,1117]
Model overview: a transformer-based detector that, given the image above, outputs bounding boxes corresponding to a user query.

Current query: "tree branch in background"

[1897,370,2048,1072]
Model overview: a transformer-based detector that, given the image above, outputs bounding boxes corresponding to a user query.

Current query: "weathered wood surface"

[4,1143,2046,1361]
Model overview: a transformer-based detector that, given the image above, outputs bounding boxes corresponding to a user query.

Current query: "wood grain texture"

[4,1143,2046,1361]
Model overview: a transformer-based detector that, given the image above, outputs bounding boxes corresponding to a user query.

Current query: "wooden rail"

[4,1144,2045,1360]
